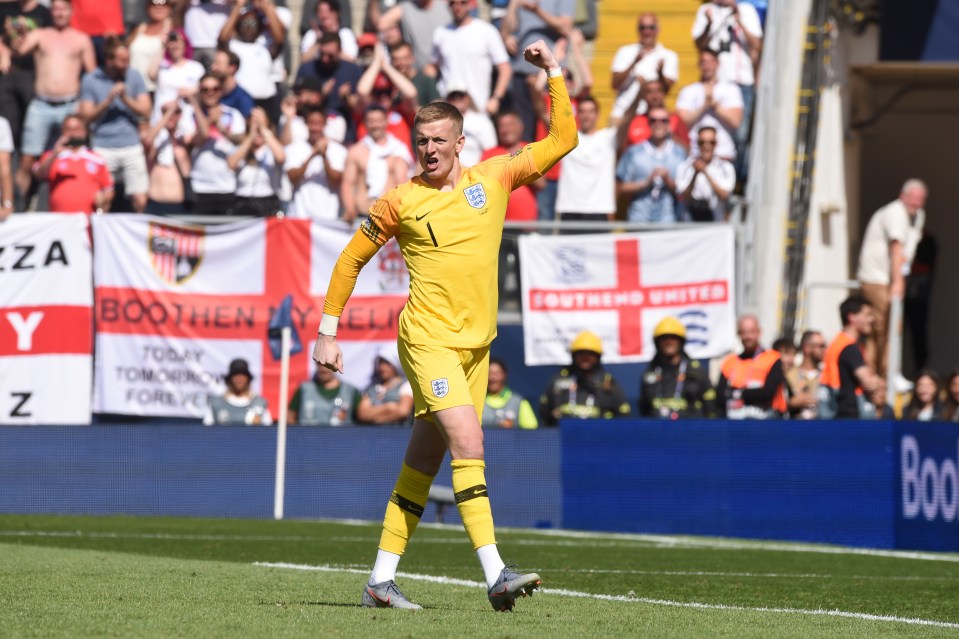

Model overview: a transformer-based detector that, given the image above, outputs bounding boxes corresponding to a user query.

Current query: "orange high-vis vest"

[720,349,788,414]
[821,331,863,395]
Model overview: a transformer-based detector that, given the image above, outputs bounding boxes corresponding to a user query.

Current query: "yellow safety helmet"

[570,330,603,355]
[653,317,687,340]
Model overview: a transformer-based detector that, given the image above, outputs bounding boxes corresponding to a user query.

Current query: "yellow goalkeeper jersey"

[324,74,578,348]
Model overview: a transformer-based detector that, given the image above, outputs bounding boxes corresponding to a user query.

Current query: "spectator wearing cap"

[376,0,450,72]
[300,0,358,63]
[540,331,631,426]
[210,48,254,118]
[284,105,348,222]
[126,0,175,96]
[355,44,417,151]
[445,87,496,169]
[639,317,717,419]
[218,0,285,124]
[431,0,511,117]
[294,31,362,142]
[183,0,231,69]
[203,358,273,425]
[78,36,153,213]
[149,27,204,123]
[355,344,414,426]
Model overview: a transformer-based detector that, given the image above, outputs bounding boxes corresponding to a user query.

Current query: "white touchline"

[253,562,959,629]
[5,527,959,564]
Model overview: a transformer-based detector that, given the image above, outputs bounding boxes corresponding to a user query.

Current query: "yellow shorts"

[398,341,490,422]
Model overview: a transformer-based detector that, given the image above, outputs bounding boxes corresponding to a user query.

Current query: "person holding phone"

[31,113,114,213]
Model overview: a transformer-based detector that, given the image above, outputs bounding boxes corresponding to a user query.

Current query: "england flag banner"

[93,215,409,418]
[519,227,736,365]
[0,214,93,424]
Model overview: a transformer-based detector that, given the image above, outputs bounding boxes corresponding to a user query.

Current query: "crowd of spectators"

[0,0,766,223]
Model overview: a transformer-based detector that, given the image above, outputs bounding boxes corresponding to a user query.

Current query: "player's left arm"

[502,41,578,190]
[314,196,399,373]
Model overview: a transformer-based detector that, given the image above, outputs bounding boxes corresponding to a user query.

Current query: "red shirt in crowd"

[480,144,538,221]
[70,0,124,37]
[36,148,113,213]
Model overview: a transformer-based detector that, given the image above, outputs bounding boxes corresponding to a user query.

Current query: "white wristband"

[318,313,339,337]
[547,66,563,79]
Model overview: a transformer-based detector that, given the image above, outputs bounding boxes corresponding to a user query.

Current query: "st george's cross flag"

[519,226,736,365]
[92,215,409,418]
[0,214,93,424]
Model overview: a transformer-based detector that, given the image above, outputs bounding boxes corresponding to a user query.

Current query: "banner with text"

[92,215,409,418]
[519,227,736,365]
[0,214,93,424]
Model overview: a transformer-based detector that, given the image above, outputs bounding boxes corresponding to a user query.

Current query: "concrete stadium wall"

[1,421,955,551]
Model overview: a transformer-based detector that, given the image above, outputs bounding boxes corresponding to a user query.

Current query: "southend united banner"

[0,214,93,424]
[519,227,736,365]
[92,216,409,418]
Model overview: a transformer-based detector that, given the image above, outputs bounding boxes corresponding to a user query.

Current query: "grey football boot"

[362,580,423,609]
[487,564,541,612]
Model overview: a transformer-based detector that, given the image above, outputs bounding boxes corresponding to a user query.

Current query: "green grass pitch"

[1,514,957,638]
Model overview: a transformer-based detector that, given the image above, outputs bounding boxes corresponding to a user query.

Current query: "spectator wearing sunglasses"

[675,125,735,222]
[609,13,678,126]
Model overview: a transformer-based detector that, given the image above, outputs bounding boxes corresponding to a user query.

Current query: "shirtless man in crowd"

[13,0,95,205]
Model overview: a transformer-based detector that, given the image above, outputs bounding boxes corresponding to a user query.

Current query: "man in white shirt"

[284,105,348,221]
[693,0,762,179]
[556,96,633,221]
[181,73,246,214]
[340,105,412,223]
[676,49,742,162]
[609,13,679,125]
[675,125,735,222]
[218,0,286,123]
[444,87,496,169]
[856,179,928,378]
[432,0,512,116]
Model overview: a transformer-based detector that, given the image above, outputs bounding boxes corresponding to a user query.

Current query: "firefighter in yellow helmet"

[540,330,631,426]
[638,317,718,419]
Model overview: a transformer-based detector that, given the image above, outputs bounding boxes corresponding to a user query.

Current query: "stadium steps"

[590,0,704,114]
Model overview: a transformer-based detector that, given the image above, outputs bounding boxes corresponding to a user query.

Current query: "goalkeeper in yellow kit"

[312,40,577,611]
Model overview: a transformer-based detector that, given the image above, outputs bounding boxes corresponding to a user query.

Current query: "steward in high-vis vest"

[203,358,273,425]
[289,365,361,426]
[481,358,538,429]
[540,331,631,426]
[716,315,787,419]
[639,317,718,419]
[819,295,886,418]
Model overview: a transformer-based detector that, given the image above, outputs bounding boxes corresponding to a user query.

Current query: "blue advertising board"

[894,423,959,551]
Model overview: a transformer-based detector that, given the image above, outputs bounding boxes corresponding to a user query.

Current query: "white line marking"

[3,527,959,564]
[254,562,959,629]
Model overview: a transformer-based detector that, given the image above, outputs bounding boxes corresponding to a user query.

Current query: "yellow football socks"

[452,459,497,549]
[378,463,433,555]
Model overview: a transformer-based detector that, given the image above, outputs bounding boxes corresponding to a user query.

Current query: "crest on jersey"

[148,221,205,285]
[463,183,487,209]
[431,378,449,398]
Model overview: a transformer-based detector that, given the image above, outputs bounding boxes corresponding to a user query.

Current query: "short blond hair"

[414,101,464,138]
